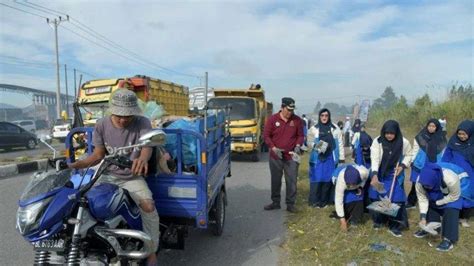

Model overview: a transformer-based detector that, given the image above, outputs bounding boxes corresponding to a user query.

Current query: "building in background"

[189,87,214,110]
[0,103,22,121]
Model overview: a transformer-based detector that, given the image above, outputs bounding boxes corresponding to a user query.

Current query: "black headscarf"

[360,130,373,148]
[415,118,447,162]
[352,119,361,133]
[316,108,336,161]
[448,120,474,166]
[378,120,404,177]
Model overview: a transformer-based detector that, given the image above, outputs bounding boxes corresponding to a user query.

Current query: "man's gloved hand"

[294,145,302,155]
[272,147,284,160]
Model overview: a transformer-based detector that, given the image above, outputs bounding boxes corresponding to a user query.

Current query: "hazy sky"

[0,0,473,113]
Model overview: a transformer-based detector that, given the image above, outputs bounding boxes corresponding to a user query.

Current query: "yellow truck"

[207,84,272,161]
[76,75,189,126]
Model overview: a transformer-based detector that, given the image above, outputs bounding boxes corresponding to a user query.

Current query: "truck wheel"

[210,190,226,236]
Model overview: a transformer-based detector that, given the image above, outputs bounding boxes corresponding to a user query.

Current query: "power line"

[0,55,54,66]
[60,25,155,69]
[23,0,68,16]
[0,61,55,70]
[0,55,97,77]
[17,1,201,79]
[74,69,96,78]
[0,2,47,19]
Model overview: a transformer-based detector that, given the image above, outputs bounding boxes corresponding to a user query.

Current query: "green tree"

[372,86,399,109]
[414,93,432,107]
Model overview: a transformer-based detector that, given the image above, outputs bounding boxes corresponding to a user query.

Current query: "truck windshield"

[80,104,108,120]
[208,98,256,120]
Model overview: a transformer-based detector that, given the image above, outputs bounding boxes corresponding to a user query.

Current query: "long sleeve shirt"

[370,137,412,175]
[334,165,369,218]
[264,112,305,160]
[307,124,345,161]
[416,168,461,216]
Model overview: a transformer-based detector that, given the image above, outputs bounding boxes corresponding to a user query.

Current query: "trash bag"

[164,119,199,167]
[138,99,165,121]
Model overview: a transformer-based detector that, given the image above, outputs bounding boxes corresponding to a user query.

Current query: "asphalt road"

[0,153,287,265]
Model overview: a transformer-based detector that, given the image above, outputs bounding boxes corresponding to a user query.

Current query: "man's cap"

[282,97,296,110]
[108,89,142,116]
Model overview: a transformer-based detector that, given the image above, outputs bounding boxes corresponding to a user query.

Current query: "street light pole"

[47,15,69,119]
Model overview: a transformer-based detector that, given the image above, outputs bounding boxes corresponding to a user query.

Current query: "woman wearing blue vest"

[351,124,373,169]
[307,108,345,208]
[333,164,369,231]
[369,120,412,237]
[442,120,474,227]
[414,162,462,252]
[407,119,447,209]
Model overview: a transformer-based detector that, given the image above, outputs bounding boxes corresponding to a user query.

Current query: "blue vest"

[353,139,364,166]
[413,149,443,170]
[309,131,340,165]
[333,164,364,204]
[438,162,472,201]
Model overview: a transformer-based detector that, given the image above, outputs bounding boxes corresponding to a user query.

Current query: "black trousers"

[427,207,459,243]
[460,207,474,220]
[407,182,418,206]
[371,202,409,231]
[269,157,298,206]
[309,182,333,207]
[344,132,351,147]
[345,201,364,224]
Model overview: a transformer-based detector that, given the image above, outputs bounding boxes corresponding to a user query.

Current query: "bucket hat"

[108,89,142,116]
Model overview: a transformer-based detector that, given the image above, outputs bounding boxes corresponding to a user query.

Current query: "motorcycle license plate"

[33,238,65,251]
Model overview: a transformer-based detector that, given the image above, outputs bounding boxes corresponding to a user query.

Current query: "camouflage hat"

[108,89,142,116]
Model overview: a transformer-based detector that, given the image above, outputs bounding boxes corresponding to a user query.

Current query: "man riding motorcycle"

[69,89,159,265]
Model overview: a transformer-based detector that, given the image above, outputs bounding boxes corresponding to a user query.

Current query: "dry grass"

[285,153,474,265]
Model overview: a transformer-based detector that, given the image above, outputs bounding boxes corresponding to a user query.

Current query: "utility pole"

[47,15,69,119]
[78,74,83,95]
[73,68,77,98]
[204,72,208,138]
[64,64,69,117]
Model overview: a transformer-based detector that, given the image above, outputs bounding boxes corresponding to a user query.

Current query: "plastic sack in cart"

[164,119,199,167]
[138,99,165,121]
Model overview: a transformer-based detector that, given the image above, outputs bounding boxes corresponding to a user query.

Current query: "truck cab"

[209,85,268,161]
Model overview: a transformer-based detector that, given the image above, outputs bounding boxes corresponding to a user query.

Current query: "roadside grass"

[286,153,474,265]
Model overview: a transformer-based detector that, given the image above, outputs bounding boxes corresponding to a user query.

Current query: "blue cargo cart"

[65,109,231,250]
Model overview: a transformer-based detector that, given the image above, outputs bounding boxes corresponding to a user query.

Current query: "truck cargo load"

[76,75,189,126]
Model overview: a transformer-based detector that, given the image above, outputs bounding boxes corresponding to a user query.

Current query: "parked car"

[12,120,37,133]
[52,118,73,141]
[0,121,37,150]
[35,119,49,130]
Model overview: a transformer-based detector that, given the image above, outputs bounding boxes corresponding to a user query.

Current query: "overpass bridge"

[0,84,76,121]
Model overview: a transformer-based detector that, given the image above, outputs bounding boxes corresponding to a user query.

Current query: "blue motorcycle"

[16,130,166,265]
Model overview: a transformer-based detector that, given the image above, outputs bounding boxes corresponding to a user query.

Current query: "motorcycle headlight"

[244,136,254,143]
[16,198,52,235]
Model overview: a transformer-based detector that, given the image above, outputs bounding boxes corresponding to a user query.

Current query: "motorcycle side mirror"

[40,135,57,159]
[139,130,166,147]
[39,134,52,143]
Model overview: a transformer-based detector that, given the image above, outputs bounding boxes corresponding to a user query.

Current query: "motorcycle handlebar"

[78,155,133,197]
